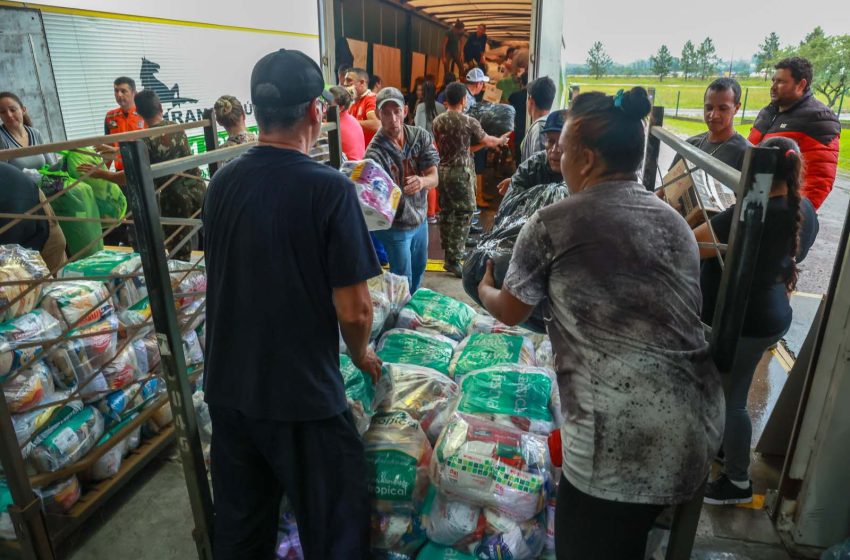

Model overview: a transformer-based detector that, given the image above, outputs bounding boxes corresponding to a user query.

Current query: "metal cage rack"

[0,107,341,560]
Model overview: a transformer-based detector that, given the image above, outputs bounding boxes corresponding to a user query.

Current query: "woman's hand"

[497,178,511,196]
[76,163,107,179]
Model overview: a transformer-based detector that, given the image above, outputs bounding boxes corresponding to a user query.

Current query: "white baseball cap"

[465,68,490,83]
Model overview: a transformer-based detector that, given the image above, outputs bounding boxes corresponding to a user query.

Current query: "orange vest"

[104,107,146,170]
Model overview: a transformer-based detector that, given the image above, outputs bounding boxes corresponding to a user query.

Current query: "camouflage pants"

[159,177,206,261]
[438,166,476,264]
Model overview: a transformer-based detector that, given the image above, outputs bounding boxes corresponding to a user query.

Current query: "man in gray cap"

[203,49,381,559]
[365,87,440,293]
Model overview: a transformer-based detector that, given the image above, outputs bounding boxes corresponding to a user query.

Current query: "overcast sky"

[563,0,850,64]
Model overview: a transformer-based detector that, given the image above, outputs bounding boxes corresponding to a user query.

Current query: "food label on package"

[492,462,543,495]
[405,289,474,334]
[367,449,417,503]
[454,334,524,377]
[444,451,492,490]
[51,427,80,455]
[458,370,553,421]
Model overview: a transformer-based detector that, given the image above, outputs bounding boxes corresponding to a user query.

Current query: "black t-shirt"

[671,132,750,172]
[202,146,381,421]
[701,196,818,337]
[508,88,528,162]
[0,162,49,250]
[464,33,487,62]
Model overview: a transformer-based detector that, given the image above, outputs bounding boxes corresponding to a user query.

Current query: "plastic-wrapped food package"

[38,170,104,259]
[340,354,379,435]
[192,391,212,465]
[416,542,476,560]
[25,397,84,453]
[371,512,427,556]
[340,159,403,231]
[37,475,81,515]
[456,365,561,436]
[59,250,146,309]
[100,343,139,390]
[377,329,457,377]
[377,364,459,443]
[276,508,304,560]
[178,299,206,333]
[118,297,151,331]
[0,309,61,380]
[466,102,516,136]
[87,440,124,481]
[430,413,549,522]
[4,361,54,413]
[0,245,50,323]
[544,498,556,556]
[97,383,142,424]
[168,260,206,310]
[143,332,161,374]
[12,390,71,456]
[536,339,554,370]
[367,271,411,329]
[448,334,537,380]
[364,411,432,514]
[371,290,391,341]
[30,406,104,473]
[62,148,128,223]
[423,489,485,548]
[494,182,569,230]
[474,509,546,560]
[396,289,475,342]
[467,314,538,339]
[49,315,119,391]
[182,329,204,366]
[39,280,114,330]
[0,480,16,539]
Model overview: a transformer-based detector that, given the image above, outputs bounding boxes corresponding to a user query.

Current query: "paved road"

[656,143,848,296]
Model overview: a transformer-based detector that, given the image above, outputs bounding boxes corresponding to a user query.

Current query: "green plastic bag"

[38,170,103,259]
[376,329,457,376]
[62,149,127,222]
[448,333,537,379]
[396,289,475,341]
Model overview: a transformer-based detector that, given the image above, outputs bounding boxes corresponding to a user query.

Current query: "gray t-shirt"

[671,131,751,172]
[504,180,724,505]
[0,125,58,173]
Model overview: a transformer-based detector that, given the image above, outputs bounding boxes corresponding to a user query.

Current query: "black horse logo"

[140,58,197,107]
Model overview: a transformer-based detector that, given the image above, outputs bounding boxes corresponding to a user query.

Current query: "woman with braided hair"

[695,136,819,505]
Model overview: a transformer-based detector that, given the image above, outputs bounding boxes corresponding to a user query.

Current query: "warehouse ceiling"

[401,0,532,42]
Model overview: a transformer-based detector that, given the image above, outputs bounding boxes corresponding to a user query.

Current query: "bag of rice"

[367,271,411,329]
[376,329,456,376]
[340,353,379,434]
[468,313,536,338]
[168,260,206,310]
[364,411,432,514]
[430,413,550,522]
[30,405,104,473]
[448,333,536,380]
[455,365,562,435]
[59,250,146,310]
[39,280,113,330]
[37,475,81,515]
[396,289,475,342]
[0,245,50,322]
[0,309,61,381]
[376,364,459,443]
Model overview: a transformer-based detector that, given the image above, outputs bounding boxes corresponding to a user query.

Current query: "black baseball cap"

[251,49,332,107]
[542,109,568,134]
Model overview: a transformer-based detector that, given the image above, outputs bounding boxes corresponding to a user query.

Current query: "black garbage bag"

[462,182,569,333]
[467,102,516,136]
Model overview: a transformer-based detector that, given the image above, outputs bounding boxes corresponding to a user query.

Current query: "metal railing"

[642,109,781,559]
[0,106,342,560]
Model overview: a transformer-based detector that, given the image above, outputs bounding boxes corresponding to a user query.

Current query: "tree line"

[583,28,849,109]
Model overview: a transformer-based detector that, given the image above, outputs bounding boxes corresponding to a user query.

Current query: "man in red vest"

[103,76,146,170]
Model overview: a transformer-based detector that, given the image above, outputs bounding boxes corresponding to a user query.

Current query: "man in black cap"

[203,49,381,560]
[498,109,567,198]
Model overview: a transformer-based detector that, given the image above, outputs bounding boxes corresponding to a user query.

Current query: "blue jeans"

[369,233,388,265]
[373,221,428,292]
[723,330,786,482]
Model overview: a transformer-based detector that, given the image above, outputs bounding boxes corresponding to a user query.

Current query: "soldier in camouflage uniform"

[80,90,205,261]
[432,82,510,277]
[498,109,567,201]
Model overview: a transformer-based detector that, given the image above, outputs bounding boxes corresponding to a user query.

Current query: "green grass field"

[567,76,847,119]
[662,116,849,173]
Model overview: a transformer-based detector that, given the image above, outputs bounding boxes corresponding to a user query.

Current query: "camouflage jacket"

[506,150,562,198]
[143,120,204,189]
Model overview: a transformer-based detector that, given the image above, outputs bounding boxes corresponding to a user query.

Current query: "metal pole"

[326,105,342,169]
[740,87,749,124]
[119,139,214,560]
[202,109,220,177]
[664,145,779,560]
[675,90,680,117]
[837,89,845,122]
[0,395,56,560]
[641,107,665,191]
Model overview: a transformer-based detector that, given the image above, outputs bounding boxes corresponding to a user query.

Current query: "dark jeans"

[209,406,370,560]
[556,475,664,560]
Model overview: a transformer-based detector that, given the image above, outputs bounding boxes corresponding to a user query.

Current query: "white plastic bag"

[396,289,475,342]
[376,363,459,443]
